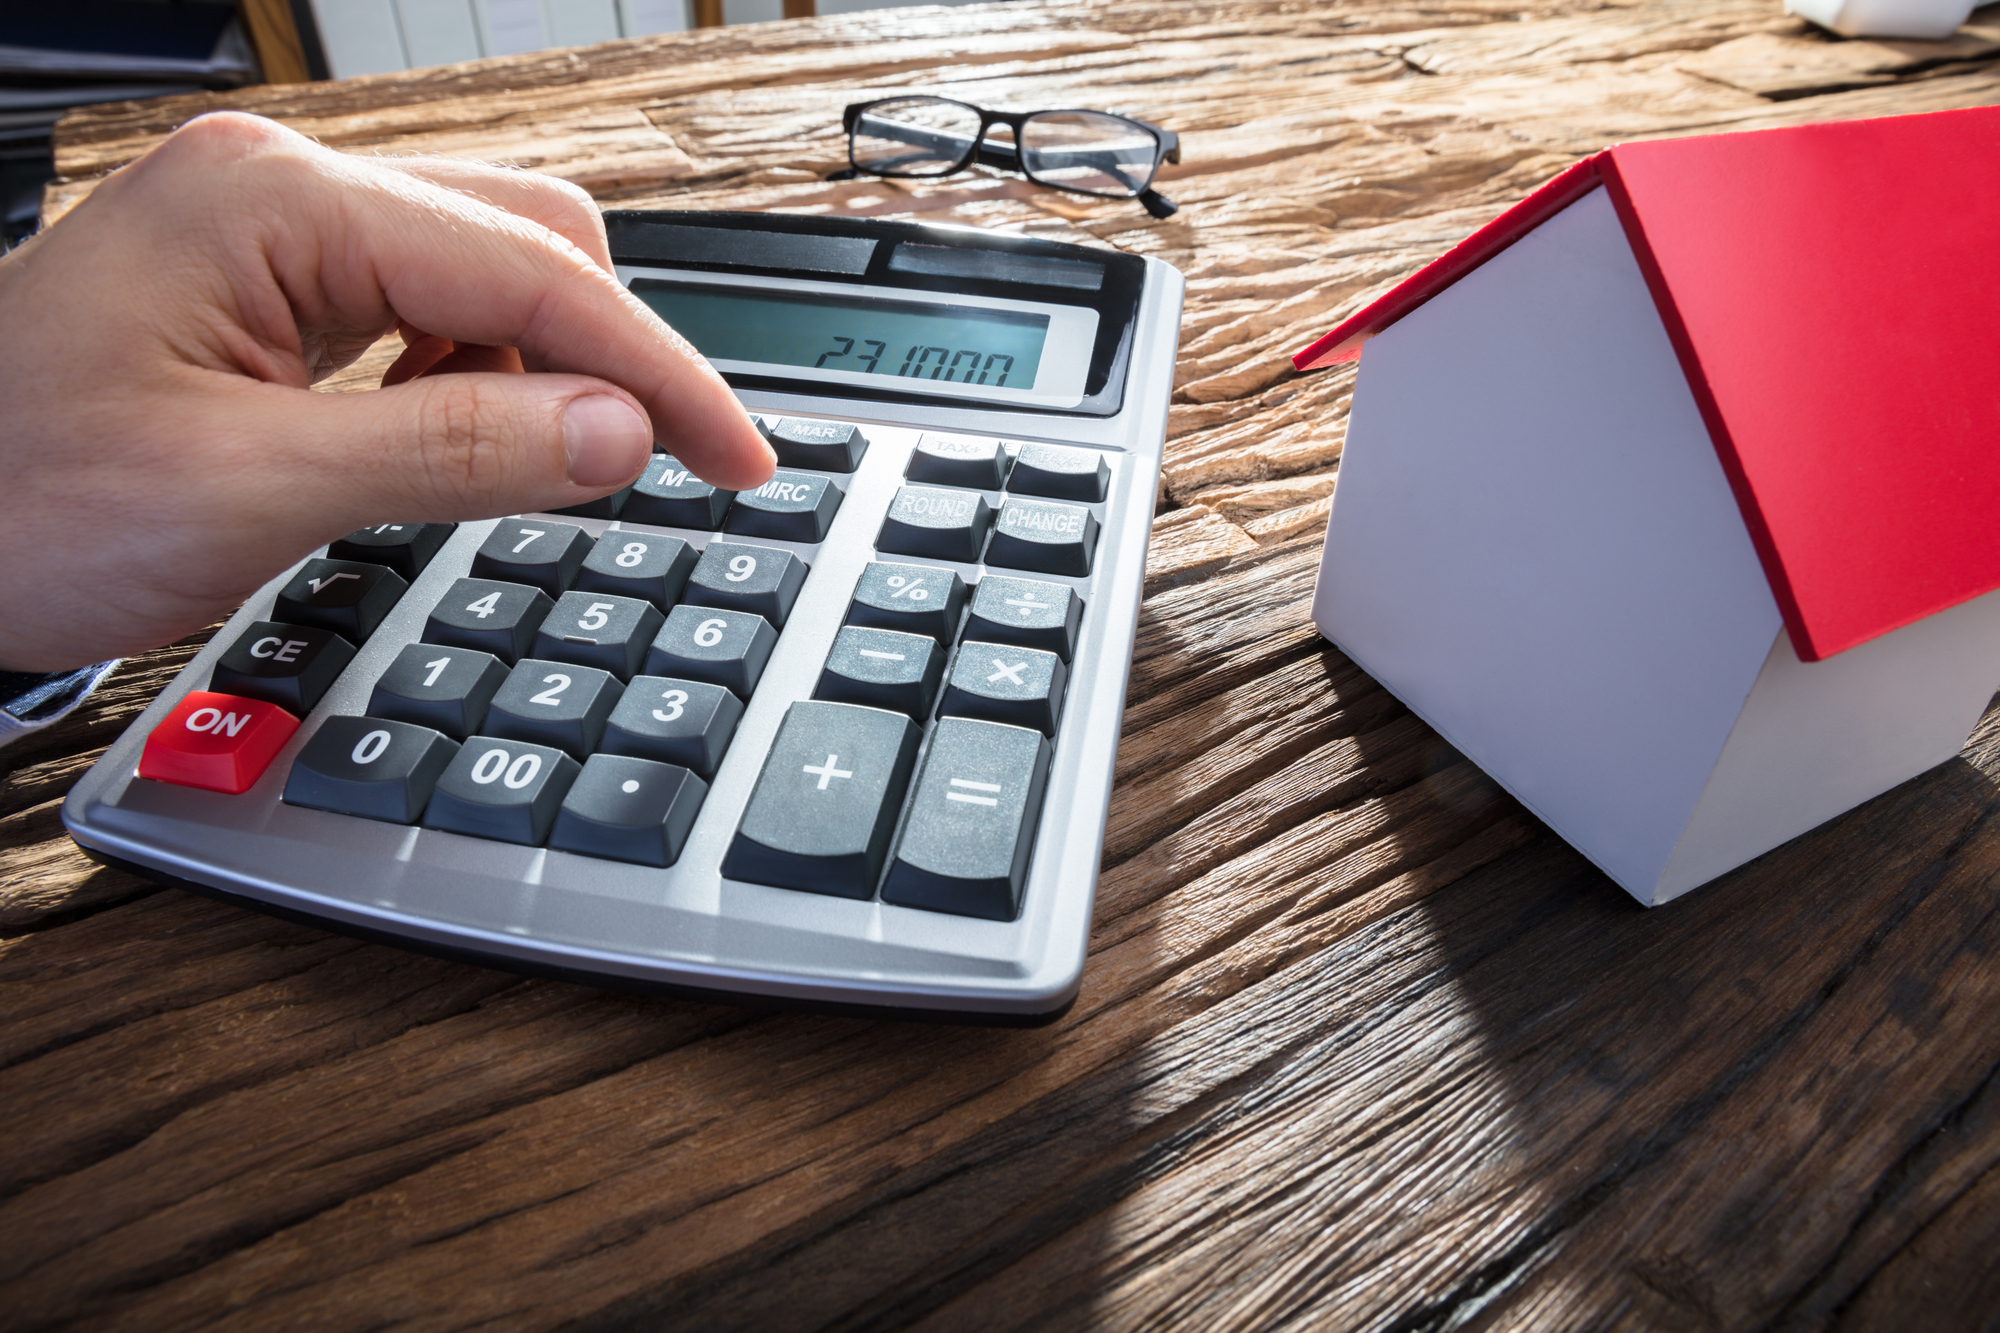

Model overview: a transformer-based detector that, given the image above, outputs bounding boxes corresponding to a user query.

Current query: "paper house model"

[1293,106,2000,906]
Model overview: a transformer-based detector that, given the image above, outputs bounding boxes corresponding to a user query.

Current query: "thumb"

[247,371,655,535]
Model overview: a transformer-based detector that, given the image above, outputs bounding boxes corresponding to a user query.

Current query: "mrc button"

[210,621,357,715]
[138,690,300,794]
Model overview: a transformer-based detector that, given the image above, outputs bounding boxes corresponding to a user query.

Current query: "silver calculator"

[62,212,1184,1022]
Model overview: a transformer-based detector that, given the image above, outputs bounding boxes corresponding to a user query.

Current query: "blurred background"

[1,0,1014,247]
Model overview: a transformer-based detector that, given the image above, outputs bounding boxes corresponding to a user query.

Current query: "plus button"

[802,754,854,790]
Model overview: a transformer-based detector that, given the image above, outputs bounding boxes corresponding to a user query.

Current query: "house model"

[1293,106,2000,906]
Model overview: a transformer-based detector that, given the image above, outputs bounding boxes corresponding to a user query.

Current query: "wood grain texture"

[10,1,2000,1327]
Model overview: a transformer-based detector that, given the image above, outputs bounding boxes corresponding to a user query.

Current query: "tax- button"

[883,718,1052,921]
[210,622,356,715]
[1006,442,1110,502]
[987,499,1099,576]
[721,700,922,898]
[723,470,843,543]
[762,417,869,472]
[137,691,300,795]
[283,715,459,824]
[876,485,994,563]
[939,641,1068,736]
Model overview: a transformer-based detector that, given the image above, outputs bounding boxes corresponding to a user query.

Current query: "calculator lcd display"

[632,280,1048,390]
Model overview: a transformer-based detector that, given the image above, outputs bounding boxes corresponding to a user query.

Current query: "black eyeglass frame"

[831,96,1182,219]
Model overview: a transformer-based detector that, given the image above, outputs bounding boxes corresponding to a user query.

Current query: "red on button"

[137,691,300,794]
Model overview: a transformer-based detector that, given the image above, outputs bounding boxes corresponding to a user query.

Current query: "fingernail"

[563,396,652,486]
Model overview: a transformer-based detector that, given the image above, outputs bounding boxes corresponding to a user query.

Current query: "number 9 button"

[682,540,807,627]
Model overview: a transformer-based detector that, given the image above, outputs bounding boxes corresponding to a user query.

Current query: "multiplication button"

[939,642,1068,737]
[882,718,1052,921]
[986,499,1098,576]
[721,700,921,898]
[962,576,1082,661]
[846,561,967,644]
[624,454,734,530]
[876,485,993,563]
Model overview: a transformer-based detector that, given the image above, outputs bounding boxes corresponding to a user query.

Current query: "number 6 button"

[644,606,777,698]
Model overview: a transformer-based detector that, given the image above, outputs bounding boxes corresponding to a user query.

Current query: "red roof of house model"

[1294,107,2000,662]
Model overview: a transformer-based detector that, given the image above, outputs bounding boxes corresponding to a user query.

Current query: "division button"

[876,485,994,563]
[366,643,509,741]
[530,590,664,681]
[963,575,1083,661]
[209,621,357,716]
[643,606,777,699]
[986,499,1099,576]
[327,523,456,579]
[480,659,623,759]
[882,718,1053,921]
[938,641,1068,736]
[422,578,554,666]
[137,691,300,794]
[723,470,843,543]
[846,560,968,644]
[812,626,945,718]
[683,540,808,628]
[906,433,1009,490]
[762,417,869,473]
[272,558,409,644]
[622,454,734,530]
[721,700,922,898]
[283,715,459,824]
[549,754,708,867]
[422,738,580,846]
[551,485,630,520]
[470,519,591,595]
[573,530,696,610]
[1006,442,1110,502]
[599,675,744,778]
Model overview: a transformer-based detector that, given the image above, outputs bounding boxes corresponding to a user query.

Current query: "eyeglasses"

[827,96,1181,219]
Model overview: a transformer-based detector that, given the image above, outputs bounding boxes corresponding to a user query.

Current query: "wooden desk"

[8,2,2000,1325]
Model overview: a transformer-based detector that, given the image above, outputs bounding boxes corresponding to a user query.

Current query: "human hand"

[0,112,775,672]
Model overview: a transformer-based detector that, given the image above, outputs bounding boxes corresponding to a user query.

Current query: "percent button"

[845,560,968,645]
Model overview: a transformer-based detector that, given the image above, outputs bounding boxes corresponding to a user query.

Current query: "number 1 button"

[722,701,921,898]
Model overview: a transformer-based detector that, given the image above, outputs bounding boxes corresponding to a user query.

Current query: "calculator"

[61,211,1184,1022]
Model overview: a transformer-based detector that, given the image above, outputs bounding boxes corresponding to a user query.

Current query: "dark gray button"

[812,627,944,718]
[273,558,408,643]
[599,675,743,778]
[480,659,623,759]
[623,454,734,530]
[1006,442,1110,502]
[284,715,459,824]
[531,591,663,681]
[328,523,455,579]
[763,417,868,472]
[574,530,696,610]
[683,540,807,628]
[846,560,967,644]
[423,738,580,846]
[963,575,1083,661]
[644,605,777,698]
[877,485,993,562]
[422,577,554,666]
[938,641,1067,736]
[724,469,843,543]
[882,718,1052,921]
[211,621,356,716]
[721,701,921,898]
[549,754,707,867]
[552,485,630,519]
[470,519,590,595]
[366,642,508,740]
[986,499,1098,576]
[906,433,1008,489]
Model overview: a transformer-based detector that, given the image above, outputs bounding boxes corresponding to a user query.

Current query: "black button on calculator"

[481,659,623,759]
[423,738,579,846]
[939,641,1068,736]
[987,499,1100,576]
[284,715,459,824]
[644,605,776,698]
[211,622,356,715]
[812,626,945,718]
[367,643,509,741]
[274,558,408,644]
[724,470,843,543]
[1006,442,1110,503]
[573,531,696,610]
[683,540,807,627]
[876,485,994,563]
[962,576,1083,661]
[549,754,707,867]
[906,433,1008,490]
[328,523,455,579]
[763,417,869,472]
[882,718,1052,922]
[531,591,663,681]
[722,700,922,898]
[624,454,734,530]
[423,578,554,666]
[846,561,968,644]
[551,485,630,519]
[471,520,591,595]
[599,675,743,778]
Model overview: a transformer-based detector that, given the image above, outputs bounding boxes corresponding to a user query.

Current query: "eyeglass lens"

[850,97,983,177]
[1019,112,1159,198]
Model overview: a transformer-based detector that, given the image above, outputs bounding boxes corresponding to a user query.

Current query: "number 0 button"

[284,715,459,824]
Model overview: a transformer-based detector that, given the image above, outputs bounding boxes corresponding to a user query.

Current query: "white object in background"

[1784,0,1975,39]
[309,0,689,78]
